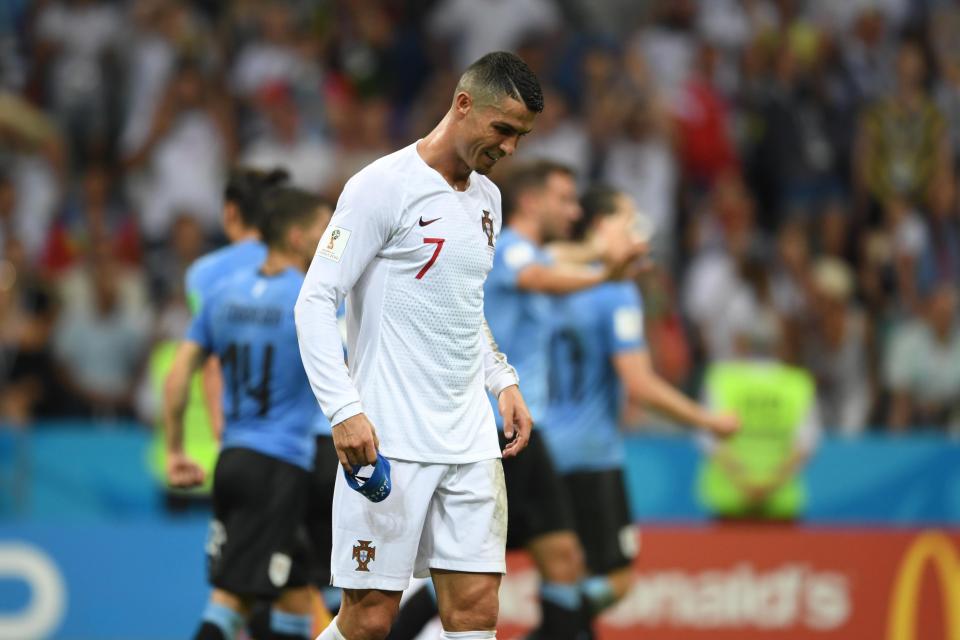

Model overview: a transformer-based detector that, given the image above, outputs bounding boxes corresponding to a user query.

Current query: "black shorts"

[208,448,311,598]
[499,429,576,550]
[304,434,339,586]
[562,468,636,574]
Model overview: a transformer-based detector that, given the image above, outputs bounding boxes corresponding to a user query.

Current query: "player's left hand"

[498,385,532,458]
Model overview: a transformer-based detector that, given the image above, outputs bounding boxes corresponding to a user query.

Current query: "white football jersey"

[295,142,518,463]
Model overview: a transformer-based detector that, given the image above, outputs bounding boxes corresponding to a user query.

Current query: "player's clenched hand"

[332,413,380,470]
[499,385,532,458]
[705,412,741,439]
[167,452,205,488]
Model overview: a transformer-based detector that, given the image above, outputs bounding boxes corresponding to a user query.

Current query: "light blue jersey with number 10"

[542,281,646,474]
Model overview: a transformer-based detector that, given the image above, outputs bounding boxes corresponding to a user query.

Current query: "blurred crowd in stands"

[0,0,958,434]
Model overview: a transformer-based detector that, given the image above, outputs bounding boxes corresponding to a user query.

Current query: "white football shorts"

[329,457,508,591]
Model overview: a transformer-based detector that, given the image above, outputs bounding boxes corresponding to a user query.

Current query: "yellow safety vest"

[697,362,815,519]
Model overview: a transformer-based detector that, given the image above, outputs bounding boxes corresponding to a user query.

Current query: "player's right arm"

[295,173,395,469]
[513,235,645,296]
[543,216,646,287]
[184,263,226,441]
[515,262,606,294]
[163,340,207,488]
[615,350,738,437]
[607,284,738,438]
[493,233,604,296]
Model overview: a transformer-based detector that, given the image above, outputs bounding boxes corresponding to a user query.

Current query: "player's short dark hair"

[458,52,544,113]
[259,187,330,248]
[573,184,621,240]
[501,160,574,222]
[224,166,290,228]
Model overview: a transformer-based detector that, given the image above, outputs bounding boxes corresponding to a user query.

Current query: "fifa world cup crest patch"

[352,540,376,571]
[481,210,495,247]
[318,226,351,262]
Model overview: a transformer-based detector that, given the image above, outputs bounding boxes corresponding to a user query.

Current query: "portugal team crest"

[481,210,495,247]
[353,540,376,571]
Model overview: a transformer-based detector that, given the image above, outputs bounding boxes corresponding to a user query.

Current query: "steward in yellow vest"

[697,360,819,520]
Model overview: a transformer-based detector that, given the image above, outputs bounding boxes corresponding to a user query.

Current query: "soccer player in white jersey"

[295,52,541,640]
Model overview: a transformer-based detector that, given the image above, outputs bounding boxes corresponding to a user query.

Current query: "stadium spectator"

[602,95,678,263]
[230,2,320,101]
[917,172,960,295]
[742,42,842,228]
[515,88,591,185]
[123,56,236,248]
[426,0,561,72]
[861,196,928,315]
[855,39,950,220]
[120,0,212,162]
[41,164,141,274]
[0,92,65,264]
[0,235,56,424]
[682,174,768,362]
[630,0,699,100]
[51,240,150,419]
[241,83,336,196]
[802,258,873,435]
[670,43,738,192]
[148,213,207,303]
[884,282,960,432]
[31,0,122,165]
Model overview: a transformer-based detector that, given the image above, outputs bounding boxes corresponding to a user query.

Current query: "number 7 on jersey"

[416,237,445,279]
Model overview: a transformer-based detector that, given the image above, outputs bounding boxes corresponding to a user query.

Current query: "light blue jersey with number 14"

[187,266,318,469]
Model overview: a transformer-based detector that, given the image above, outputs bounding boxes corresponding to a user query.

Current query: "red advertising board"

[497,527,960,640]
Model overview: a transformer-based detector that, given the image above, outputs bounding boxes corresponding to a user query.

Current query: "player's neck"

[228,227,260,244]
[259,250,302,276]
[418,114,472,191]
[509,218,542,246]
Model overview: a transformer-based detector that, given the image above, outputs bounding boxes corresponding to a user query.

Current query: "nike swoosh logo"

[419,216,441,226]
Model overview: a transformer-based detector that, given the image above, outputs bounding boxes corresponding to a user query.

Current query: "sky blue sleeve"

[489,232,538,290]
[184,262,203,315]
[185,289,214,351]
[605,283,646,355]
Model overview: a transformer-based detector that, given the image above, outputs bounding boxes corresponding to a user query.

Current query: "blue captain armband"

[343,452,392,502]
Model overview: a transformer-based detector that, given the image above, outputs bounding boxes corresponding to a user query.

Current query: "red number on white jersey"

[416,238,445,279]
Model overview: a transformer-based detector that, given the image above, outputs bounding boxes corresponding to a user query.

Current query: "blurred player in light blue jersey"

[542,185,739,628]
[185,167,289,315]
[165,187,332,640]
[183,167,289,440]
[388,161,640,640]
